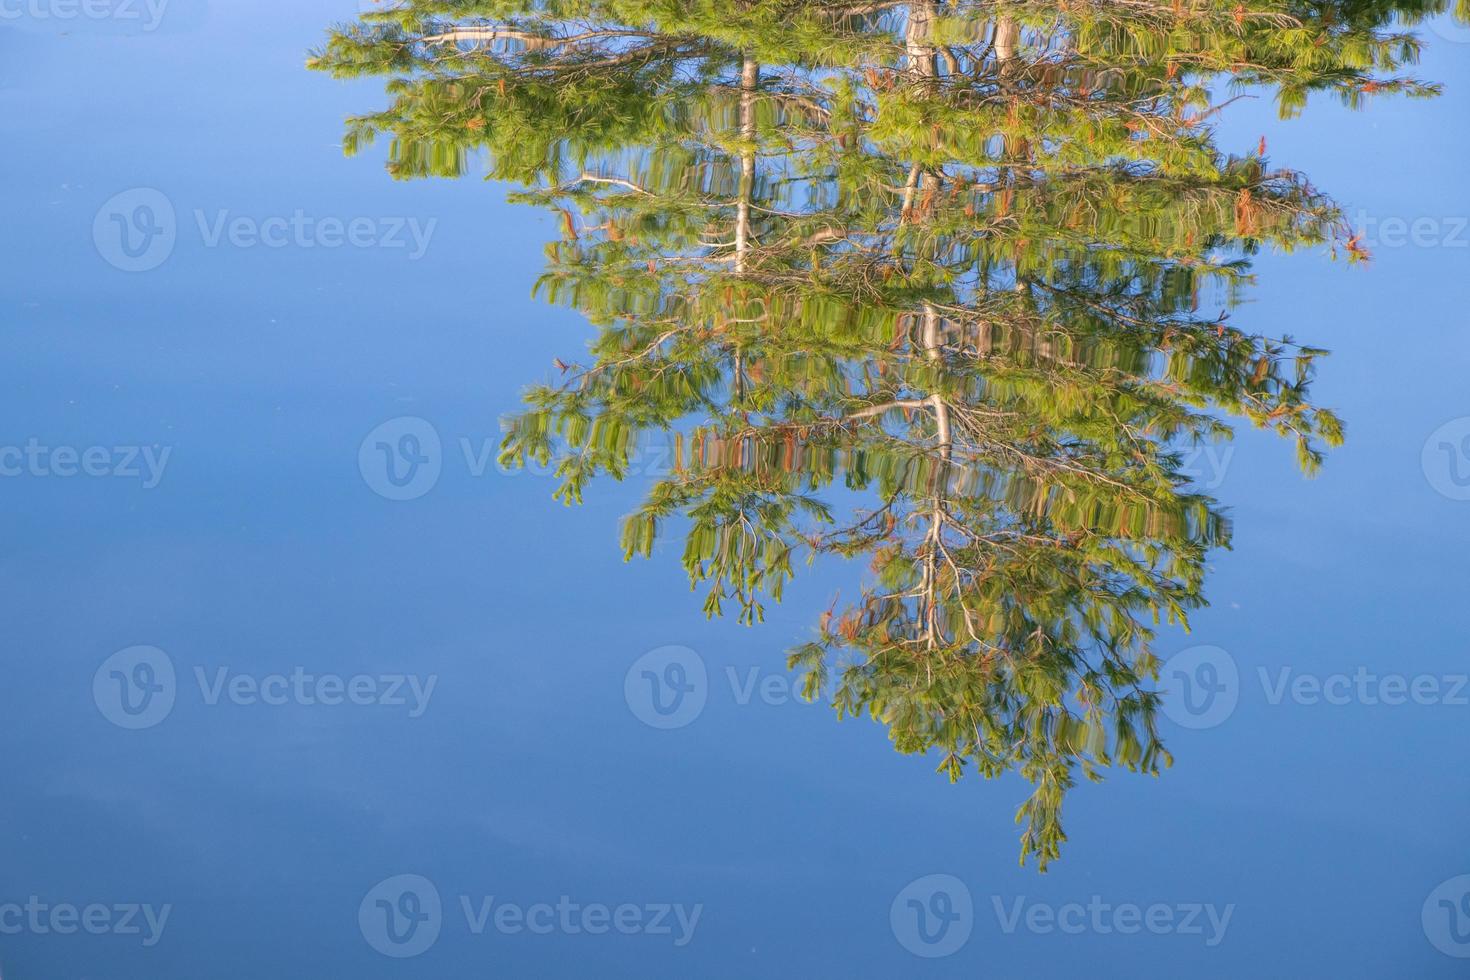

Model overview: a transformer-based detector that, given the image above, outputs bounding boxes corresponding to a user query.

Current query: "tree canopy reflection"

[312,0,1460,868]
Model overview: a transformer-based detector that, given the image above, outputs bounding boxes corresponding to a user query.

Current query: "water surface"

[4,2,1470,976]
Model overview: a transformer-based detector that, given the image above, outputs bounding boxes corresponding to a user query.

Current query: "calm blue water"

[4,3,1470,976]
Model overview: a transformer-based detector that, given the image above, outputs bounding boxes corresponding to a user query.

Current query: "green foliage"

[313,0,1448,870]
